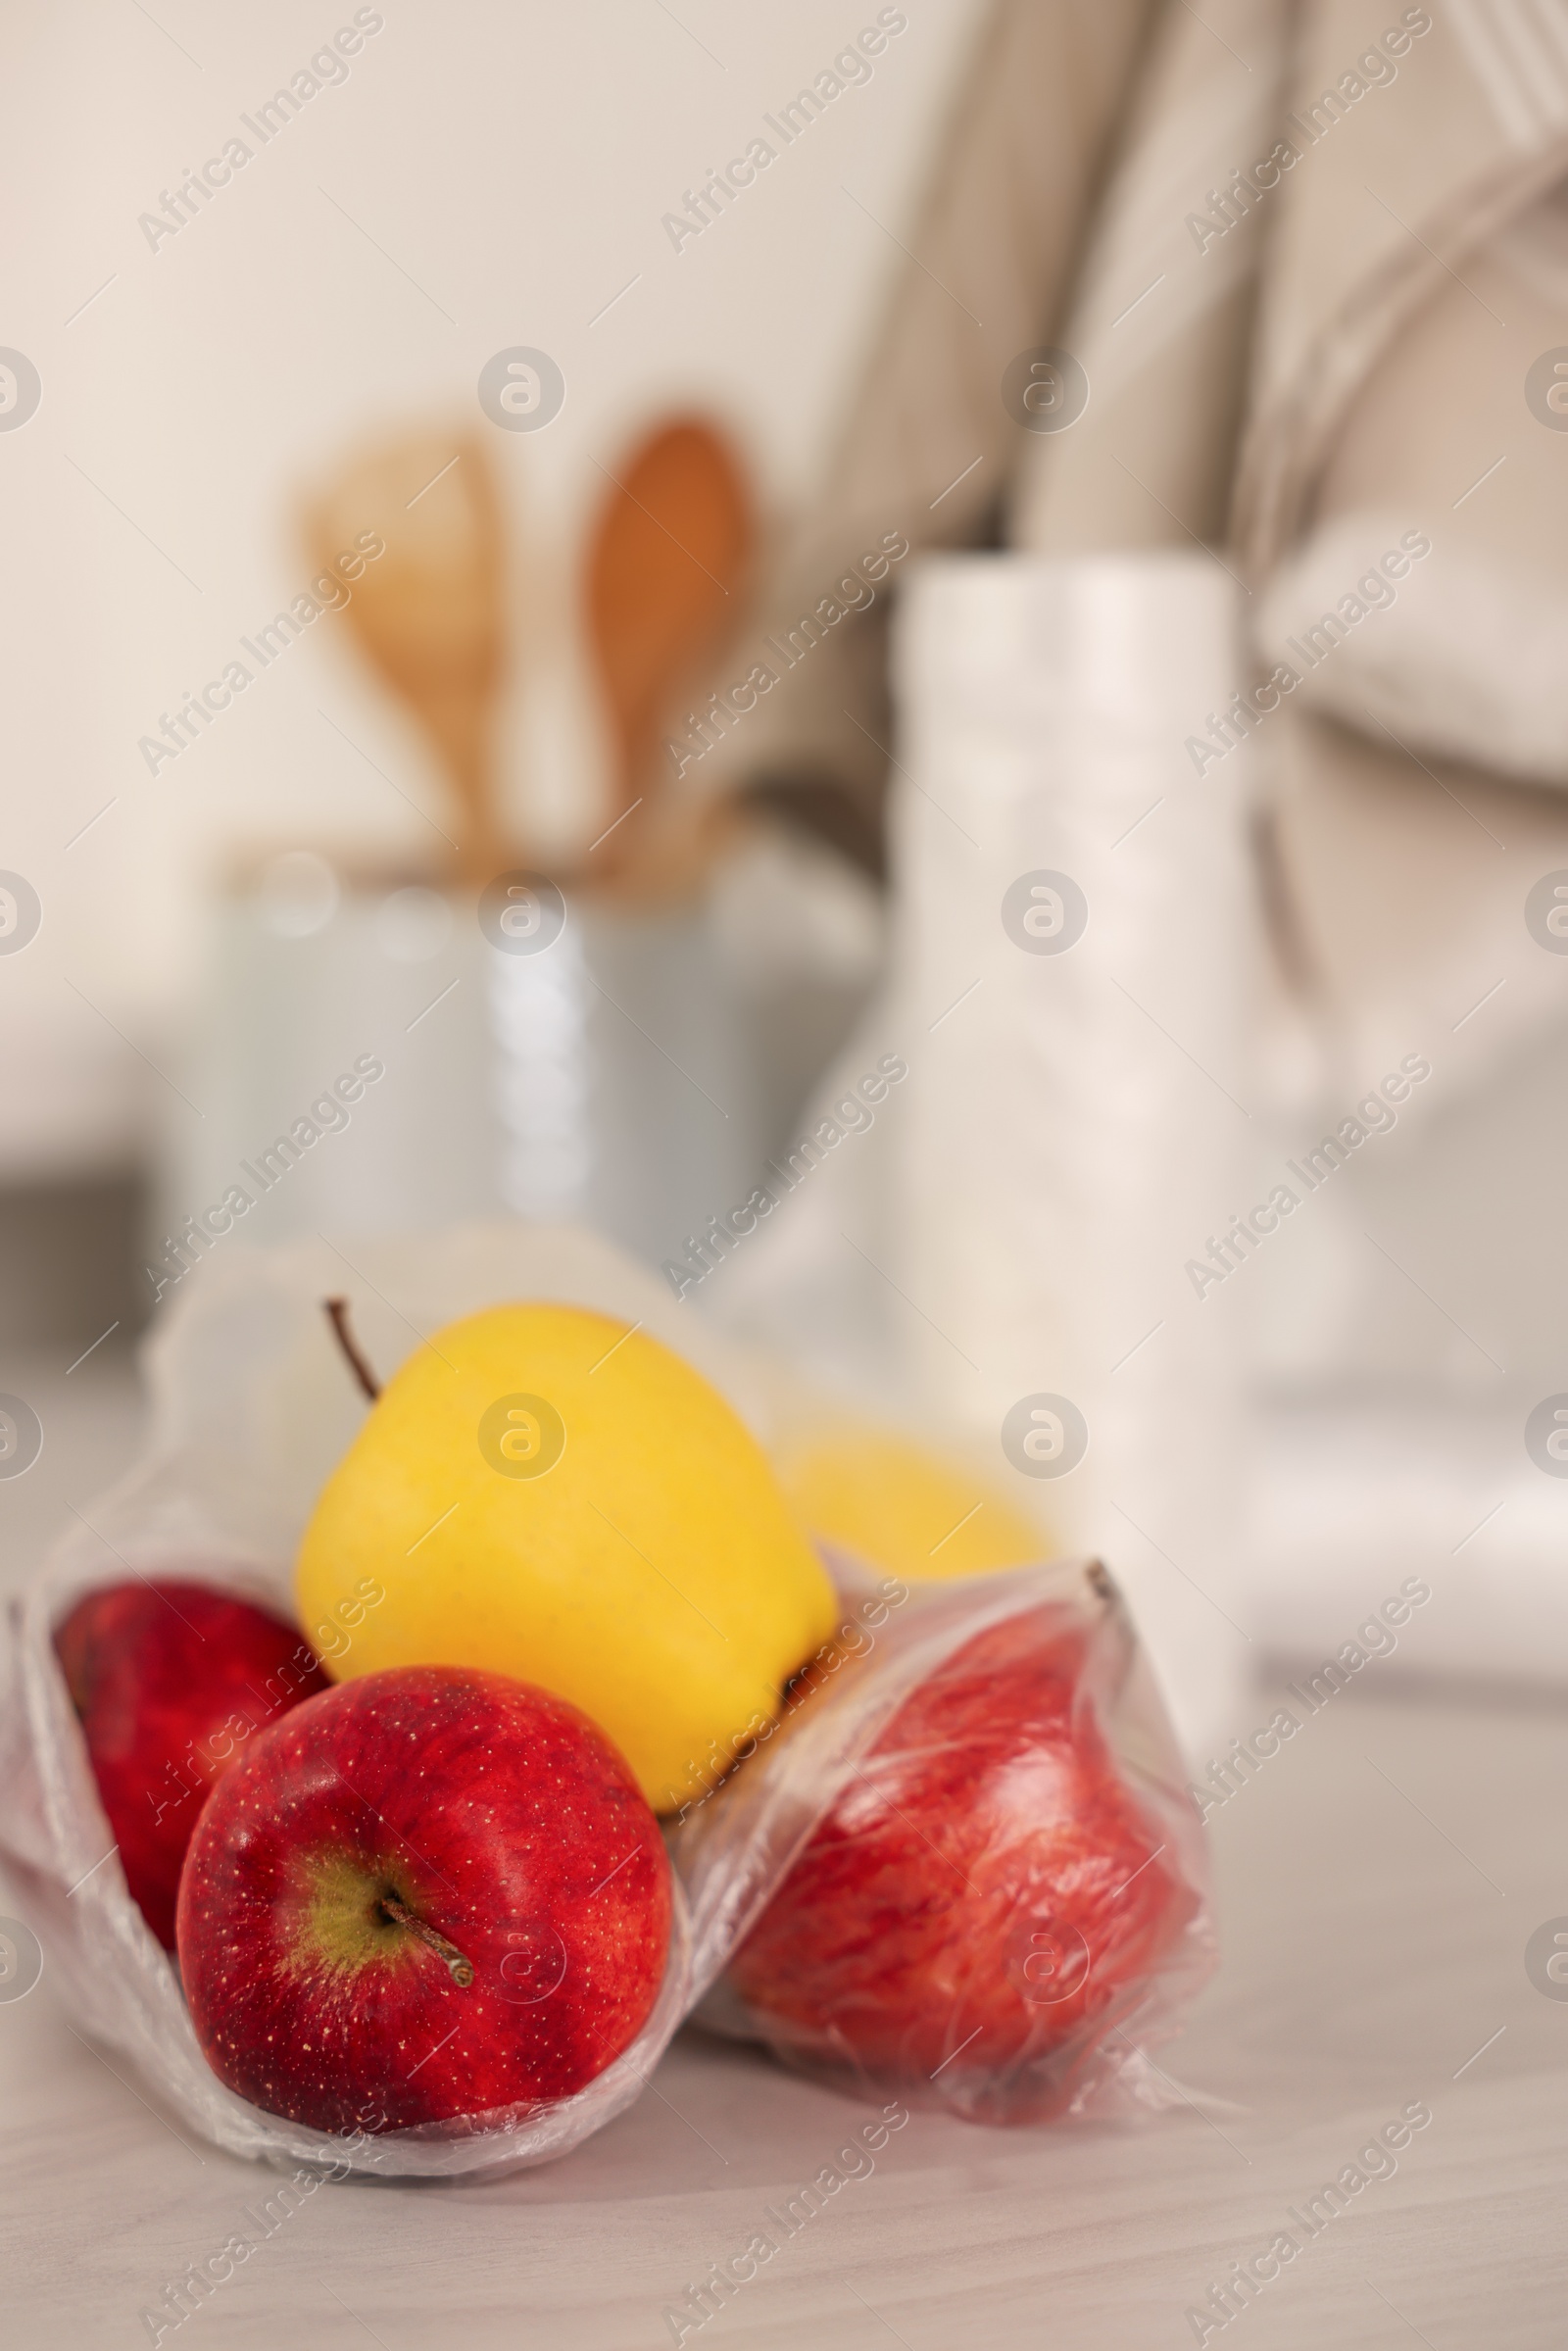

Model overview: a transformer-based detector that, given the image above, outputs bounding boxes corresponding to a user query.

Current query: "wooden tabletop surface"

[3,1351,1565,2349]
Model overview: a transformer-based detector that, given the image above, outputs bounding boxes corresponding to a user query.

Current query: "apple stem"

[324,1297,381,1402]
[378,1895,474,1988]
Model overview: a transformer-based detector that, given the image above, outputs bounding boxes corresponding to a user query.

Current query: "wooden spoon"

[582,416,753,894]
[304,430,507,885]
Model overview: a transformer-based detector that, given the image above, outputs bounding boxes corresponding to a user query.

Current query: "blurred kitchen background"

[7,0,1568,1749]
[3,3,942,1355]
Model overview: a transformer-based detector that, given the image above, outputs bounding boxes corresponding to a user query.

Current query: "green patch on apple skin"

[282,1849,477,1987]
[285,1849,429,1981]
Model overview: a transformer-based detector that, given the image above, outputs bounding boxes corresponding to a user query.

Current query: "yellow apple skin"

[295,1304,838,1814]
[777,1422,1052,1583]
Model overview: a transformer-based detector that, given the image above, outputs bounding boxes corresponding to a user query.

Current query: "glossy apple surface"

[176,1665,672,2132]
[54,1580,328,1950]
[727,1607,1200,2121]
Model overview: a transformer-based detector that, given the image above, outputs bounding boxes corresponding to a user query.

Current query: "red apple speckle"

[54,1581,329,1950]
[727,1606,1200,2122]
[176,1666,671,2132]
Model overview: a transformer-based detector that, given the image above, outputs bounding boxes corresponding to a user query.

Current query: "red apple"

[726,1605,1200,2122]
[54,1580,329,1951]
[176,1665,672,2132]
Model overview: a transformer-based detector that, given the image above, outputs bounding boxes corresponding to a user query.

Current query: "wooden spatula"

[305,430,507,885]
[583,416,753,887]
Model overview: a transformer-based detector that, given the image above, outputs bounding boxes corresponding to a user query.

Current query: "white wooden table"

[4,1351,1565,2348]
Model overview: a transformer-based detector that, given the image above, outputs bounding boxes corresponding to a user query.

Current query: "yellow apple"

[295,1303,838,1813]
[776,1418,1052,1583]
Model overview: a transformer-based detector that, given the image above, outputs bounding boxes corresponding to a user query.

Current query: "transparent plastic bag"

[0,1583,692,2180]
[0,1222,760,2182]
[670,1553,1215,2125]
[0,1222,1213,2175]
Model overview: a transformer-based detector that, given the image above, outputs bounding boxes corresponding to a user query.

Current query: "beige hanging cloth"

[1008,0,1292,552]
[1229,0,1568,1114]
[673,0,1159,845]
[683,0,1568,1123]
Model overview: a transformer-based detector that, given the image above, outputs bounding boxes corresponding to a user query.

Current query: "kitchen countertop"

[3,1350,1564,2349]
